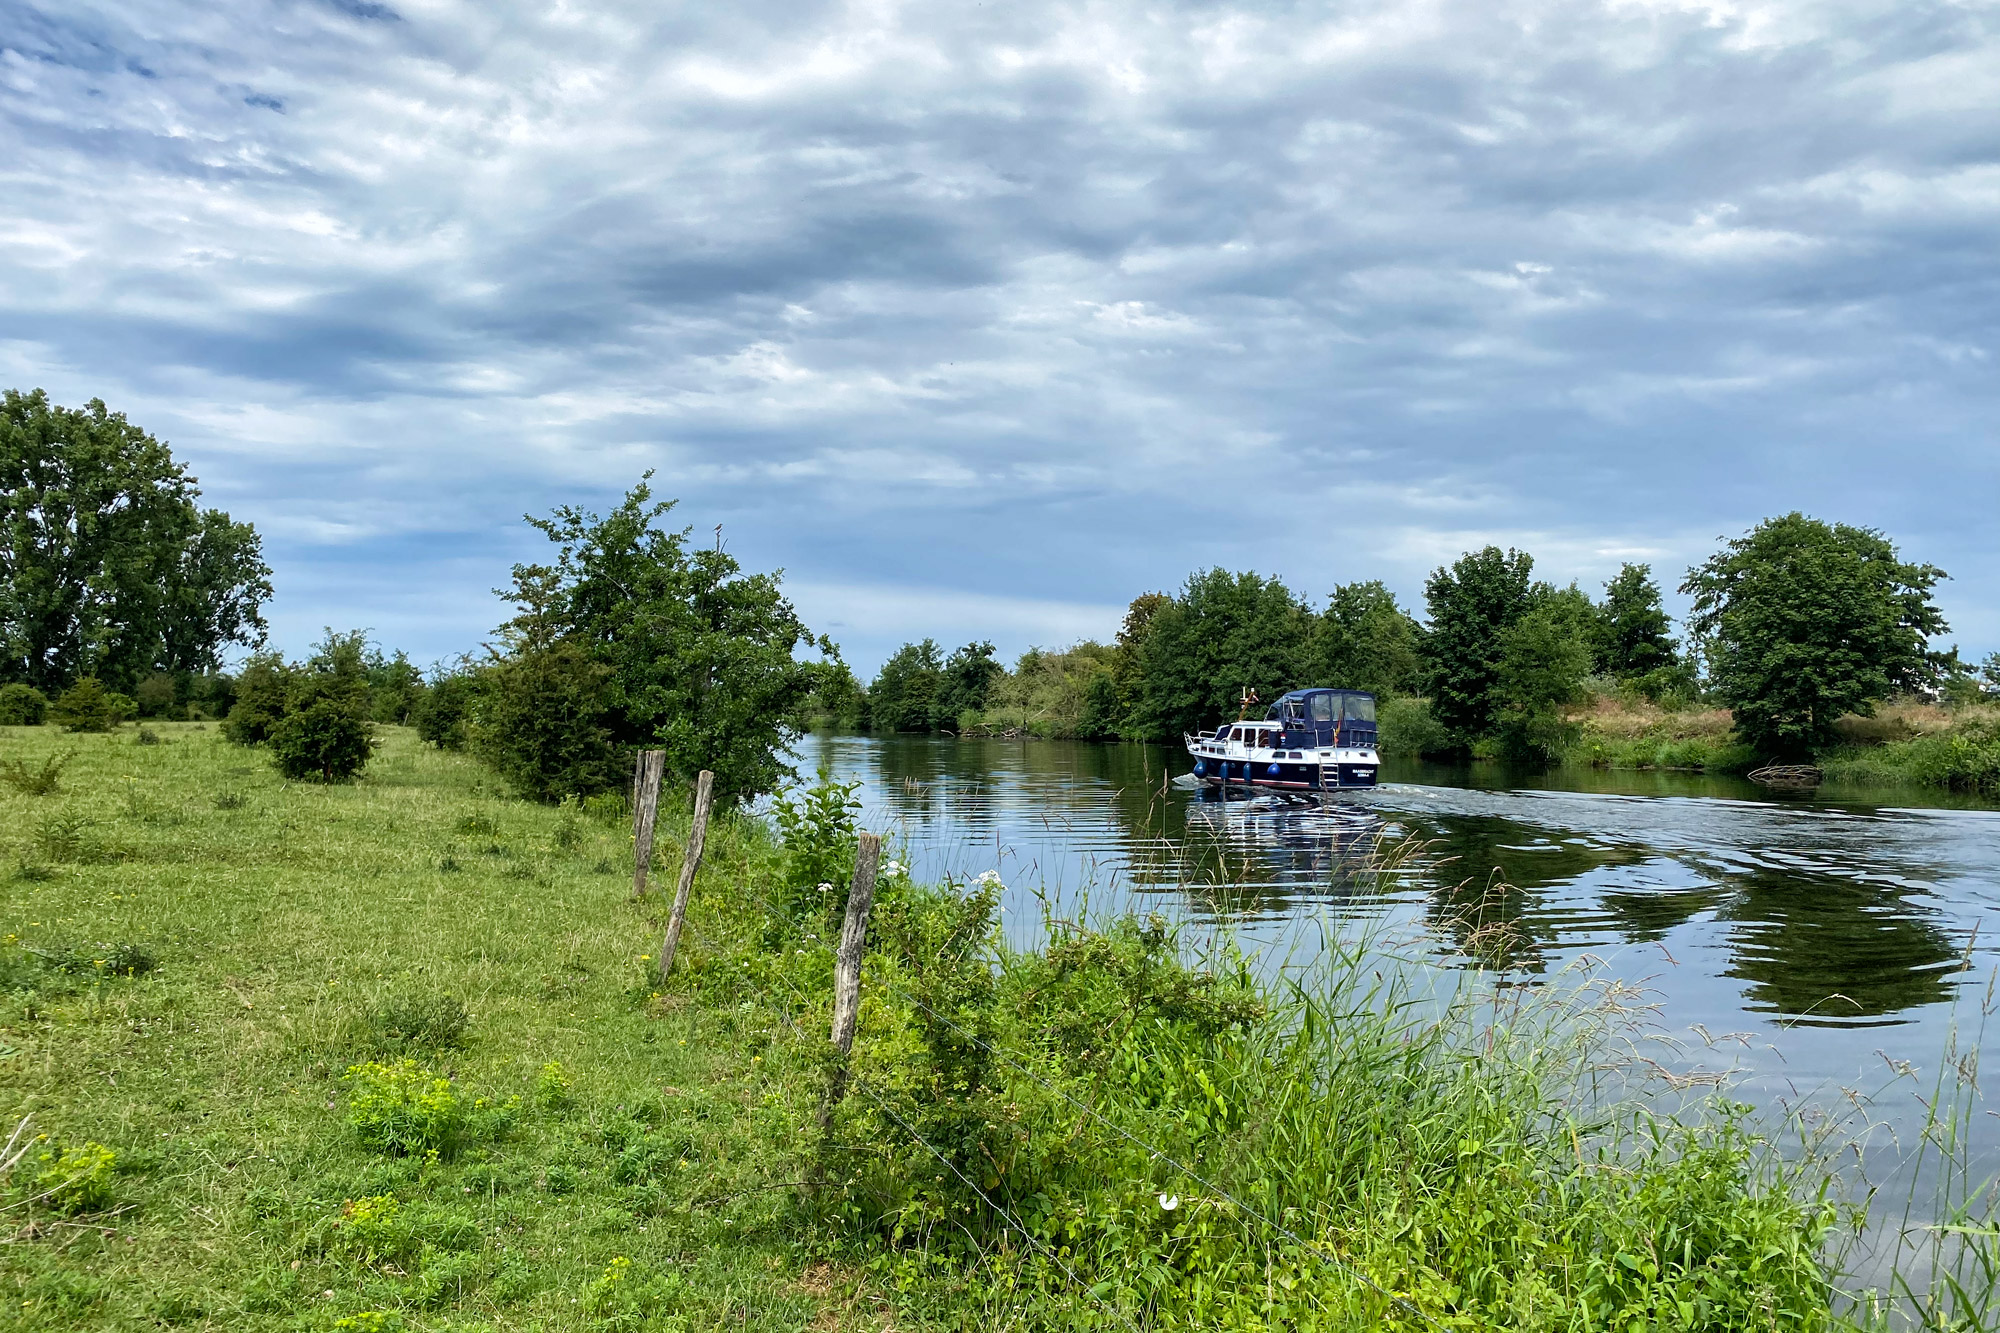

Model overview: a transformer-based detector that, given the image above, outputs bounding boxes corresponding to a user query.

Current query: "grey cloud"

[1,0,1995,670]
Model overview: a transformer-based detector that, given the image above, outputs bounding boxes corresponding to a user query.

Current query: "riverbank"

[2,724,1990,1329]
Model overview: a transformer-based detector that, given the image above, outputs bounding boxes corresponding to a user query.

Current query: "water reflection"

[806,732,1997,1032]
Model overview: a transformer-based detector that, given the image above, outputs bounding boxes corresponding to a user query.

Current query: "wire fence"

[680,842,1452,1333]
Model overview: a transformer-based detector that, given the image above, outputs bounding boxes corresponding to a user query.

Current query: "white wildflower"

[1158,1193,1179,1211]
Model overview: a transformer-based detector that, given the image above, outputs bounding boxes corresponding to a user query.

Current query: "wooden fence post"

[630,750,667,900]
[820,832,882,1125]
[655,769,714,981]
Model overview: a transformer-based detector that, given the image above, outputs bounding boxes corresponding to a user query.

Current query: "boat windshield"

[1343,694,1377,722]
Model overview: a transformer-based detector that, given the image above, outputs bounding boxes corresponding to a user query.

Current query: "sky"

[3,0,1995,677]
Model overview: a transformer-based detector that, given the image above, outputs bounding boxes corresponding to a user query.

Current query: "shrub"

[223,652,290,744]
[343,1060,466,1156]
[414,668,483,751]
[0,682,49,725]
[0,751,70,795]
[1377,696,1453,758]
[33,813,97,863]
[333,1193,414,1263]
[271,694,374,782]
[366,992,470,1053]
[49,677,133,732]
[133,672,180,718]
[472,638,624,803]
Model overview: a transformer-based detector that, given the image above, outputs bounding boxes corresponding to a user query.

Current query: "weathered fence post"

[655,769,715,981]
[630,750,667,900]
[820,831,882,1125]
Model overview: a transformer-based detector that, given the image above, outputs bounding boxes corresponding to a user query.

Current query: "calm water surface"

[802,731,2000,1203]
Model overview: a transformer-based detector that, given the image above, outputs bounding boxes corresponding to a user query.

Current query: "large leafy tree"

[1683,514,1947,758]
[939,641,1003,728]
[495,479,834,804]
[1304,580,1423,698]
[1421,546,1537,747]
[1135,568,1311,739]
[1595,563,1677,677]
[0,390,271,692]
[870,639,946,732]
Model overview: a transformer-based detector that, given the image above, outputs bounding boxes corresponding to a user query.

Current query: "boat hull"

[1187,758,1379,791]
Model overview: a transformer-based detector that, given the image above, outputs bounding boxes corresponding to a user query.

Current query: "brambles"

[0,682,49,725]
[366,992,470,1053]
[134,724,160,746]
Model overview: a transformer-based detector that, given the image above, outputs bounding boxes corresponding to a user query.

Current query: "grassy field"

[0,723,878,1332]
[5,721,1995,1332]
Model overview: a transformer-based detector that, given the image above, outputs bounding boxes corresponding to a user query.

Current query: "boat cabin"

[1262,689,1377,749]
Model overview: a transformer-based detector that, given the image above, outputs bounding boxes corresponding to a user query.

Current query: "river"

[801,730,2000,1250]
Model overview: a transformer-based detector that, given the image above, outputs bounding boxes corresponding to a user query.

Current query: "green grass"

[2,722,1993,1331]
[0,722,883,1332]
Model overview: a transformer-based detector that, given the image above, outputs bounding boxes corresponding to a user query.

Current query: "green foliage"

[770,771,862,921]
[806,658,869,727]
[1493,596,1594,766]
[0,680,49,724]
[365,647,426,724]
[343,1060,470,1156]
[366,991,471,1053]
[49,675,134,731]
[0,749,70,794]
[413,666,484,752]
[29,1140,119,1214]
[1376,695,1453,758]
[474,626,622,803]
[1421,546,1536,749]
[1684,513,1948,758]
[496,478,834,804]
[868,638,945,732]
[222,651,291,745]
[1306,579,1424,699]
[0,388,271,694]
[1596,562,1679,677]
[270,631,376,782]
[1136,567,1311,739]
[133,670,181,718]
[536,1060,574,1110]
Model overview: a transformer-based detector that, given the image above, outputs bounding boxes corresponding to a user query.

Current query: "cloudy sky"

[4,0,1995,674]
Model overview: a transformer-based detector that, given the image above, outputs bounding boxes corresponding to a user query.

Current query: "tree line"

[5,389,1992,799]
[845,518,1988,764]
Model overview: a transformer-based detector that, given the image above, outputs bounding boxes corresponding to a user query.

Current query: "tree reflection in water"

[812,732,1985,1029]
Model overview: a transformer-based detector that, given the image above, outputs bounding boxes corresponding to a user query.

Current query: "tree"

[0,682,48,725]
[0,390,271,693]
[939,641,1002,729]
[1135,569,1311,739]
[1493,602,1594,765]
[1305,580,1423,698]
[870,640,945,732]
[495,480,832,804]
[1683,514,1947,758]
[1421,547,1536,748]
[1595,564,1677,678]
